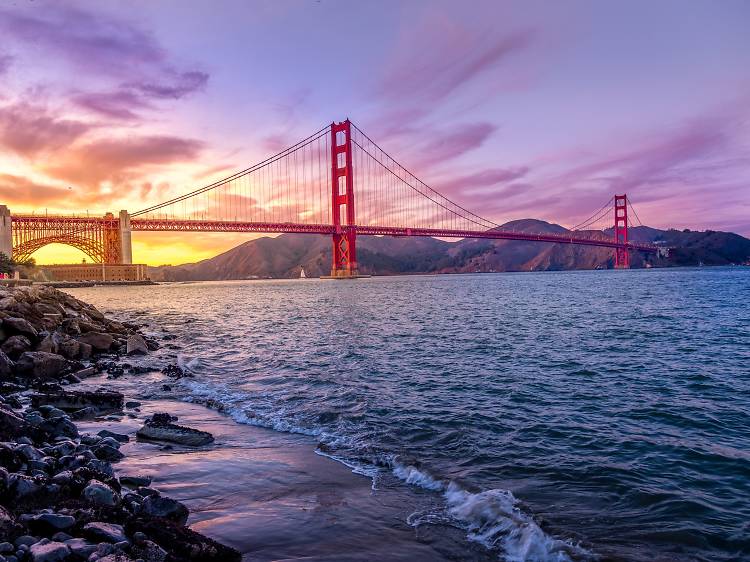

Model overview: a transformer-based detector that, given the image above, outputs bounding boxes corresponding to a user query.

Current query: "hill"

[148,220,750,280]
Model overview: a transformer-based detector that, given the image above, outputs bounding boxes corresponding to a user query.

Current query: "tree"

[0,252,13,275]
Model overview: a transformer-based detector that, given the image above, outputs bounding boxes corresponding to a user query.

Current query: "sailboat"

[300,267,307,279]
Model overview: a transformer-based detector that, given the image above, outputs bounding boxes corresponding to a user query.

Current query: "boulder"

[82,521,127,543]
[63,538,97,559]
[77,332,113,352]
[82,479,119,506]
[2,335,32,358]
[126,334,148,356]
[98,429,129,443]
[26,513,76,532]
[136,415,214,446]
[119,475,151,488]
[28,540,71,562]
[16,352,69,380]
[31,390,124,412]
[125,518,241,562]
[94,444,124,461]
[141,495,189,525]
[3,317,38,339]
[0,350,13,378]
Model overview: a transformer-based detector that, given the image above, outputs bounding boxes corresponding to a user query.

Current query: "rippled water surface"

[69,267,750,561]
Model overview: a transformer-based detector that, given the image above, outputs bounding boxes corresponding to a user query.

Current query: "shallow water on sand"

[69,267,750,561]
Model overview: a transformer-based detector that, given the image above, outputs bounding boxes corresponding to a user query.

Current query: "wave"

[394,462,593,561]
[174,375,594,561]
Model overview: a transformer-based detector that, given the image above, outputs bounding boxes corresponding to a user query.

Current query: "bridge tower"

[0,206,11,260]
[614,194,629,269]
[329,119,358,277]
[119,210,133,264]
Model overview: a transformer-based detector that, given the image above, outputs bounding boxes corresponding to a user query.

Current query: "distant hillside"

[148,220,750,280]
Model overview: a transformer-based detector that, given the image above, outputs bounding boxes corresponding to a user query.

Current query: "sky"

[0,0,748,265]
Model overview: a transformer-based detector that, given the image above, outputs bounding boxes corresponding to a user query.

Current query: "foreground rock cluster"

[0,285,240,561]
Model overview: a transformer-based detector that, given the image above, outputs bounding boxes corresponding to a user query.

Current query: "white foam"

[392,462,445,491]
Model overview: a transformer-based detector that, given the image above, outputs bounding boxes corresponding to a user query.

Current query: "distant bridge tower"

[329,119,358,277]
[0,206,11,259]
[119,210,133,264]
[614,194,629,269]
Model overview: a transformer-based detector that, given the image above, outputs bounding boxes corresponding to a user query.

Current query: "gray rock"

[86,460,115,477]
[82,521,127,543]
[27,513,76,531]
[15,352,68,380]
[28,541,70,562]
[94,444,124,462]
[1,335,32,359]
[78,342,92,360]
[0,351,13,378]
[98,430,129,443]
[136,416,213,447]
[119,475,151,488]
[0,542,12,553]
[15,443,44,461]
[76,332,113,352]
[63,538,97,559]
[126,334,148,356]
[13,536,37,548]
[141,495,189,525]
[124,401,141,409]
[98,437,122,449]
[82,480,119,507]
[3,317,37,339]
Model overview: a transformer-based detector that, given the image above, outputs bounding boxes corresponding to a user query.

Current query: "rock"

[141,496,189,525]
[0,506,17,539]
[0,405,38,442]
[0,542,12,553]
[26,513,76,532]
[126,334,148,356]
[94,444,124,461]
[31,390,124,412]
[98,429,129,443]
[78,342,92,360]
[13,536,38,548]
[0,351,13,378]
[83,479,119,507]
[16,352,69,380]
[2,335,32,359]
[15,443,44,461]
[72,366,96,378]
[63,538,97,559]
[124,401,141,409]
[71,407,99,420]
[130,539,167,562]
[136,415,213,447]
[83,521,127,543]
[36,334,57,354]
[119,475,151,488]
[125,518,241,562]
[87,459,115,477]
[76,332,113,352]
[3,317,38,339]
[28,541,70,562]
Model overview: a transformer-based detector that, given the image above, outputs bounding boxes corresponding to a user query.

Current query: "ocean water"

[68,267,750,561]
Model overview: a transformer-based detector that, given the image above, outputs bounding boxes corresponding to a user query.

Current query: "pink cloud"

[0,102,92,157]
[44,135,204,188]
[0,174,71,206]
[413,122,497,168]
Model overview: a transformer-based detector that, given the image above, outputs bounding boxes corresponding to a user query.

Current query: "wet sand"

[76,390,493,561]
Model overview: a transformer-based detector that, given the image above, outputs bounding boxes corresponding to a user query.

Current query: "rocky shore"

[0,285,241,562]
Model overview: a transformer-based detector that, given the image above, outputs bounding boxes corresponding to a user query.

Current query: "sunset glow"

[1,1,749,265]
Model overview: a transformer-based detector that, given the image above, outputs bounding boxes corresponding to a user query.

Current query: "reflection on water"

[69,267,750,561]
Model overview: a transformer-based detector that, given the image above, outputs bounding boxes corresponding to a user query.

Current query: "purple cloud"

[413,122,497,167]
[72,90,151,120]
[0,102,92,157]
[127,70,209,100]
[379,28,533,105]
[438,167,529,195]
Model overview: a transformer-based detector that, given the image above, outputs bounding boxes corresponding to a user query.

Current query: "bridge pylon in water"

[614,194,630,269]
[328,119,359,278]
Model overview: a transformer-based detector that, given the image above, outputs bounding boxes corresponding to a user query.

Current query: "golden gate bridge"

[1,120,656,276]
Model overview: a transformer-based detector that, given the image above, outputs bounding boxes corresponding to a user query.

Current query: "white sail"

[300,268,306,278]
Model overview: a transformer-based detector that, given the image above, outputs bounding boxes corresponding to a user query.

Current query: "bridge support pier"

[119,210,132,264]
[0,206,11,260]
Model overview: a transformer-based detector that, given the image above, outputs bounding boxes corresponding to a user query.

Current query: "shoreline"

[0,283,497,561]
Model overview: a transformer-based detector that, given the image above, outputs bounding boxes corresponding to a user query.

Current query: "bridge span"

[1,120,657,274]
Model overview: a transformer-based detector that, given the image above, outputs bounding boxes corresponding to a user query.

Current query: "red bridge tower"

[614,194,629,269]
[329,119,358,277]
